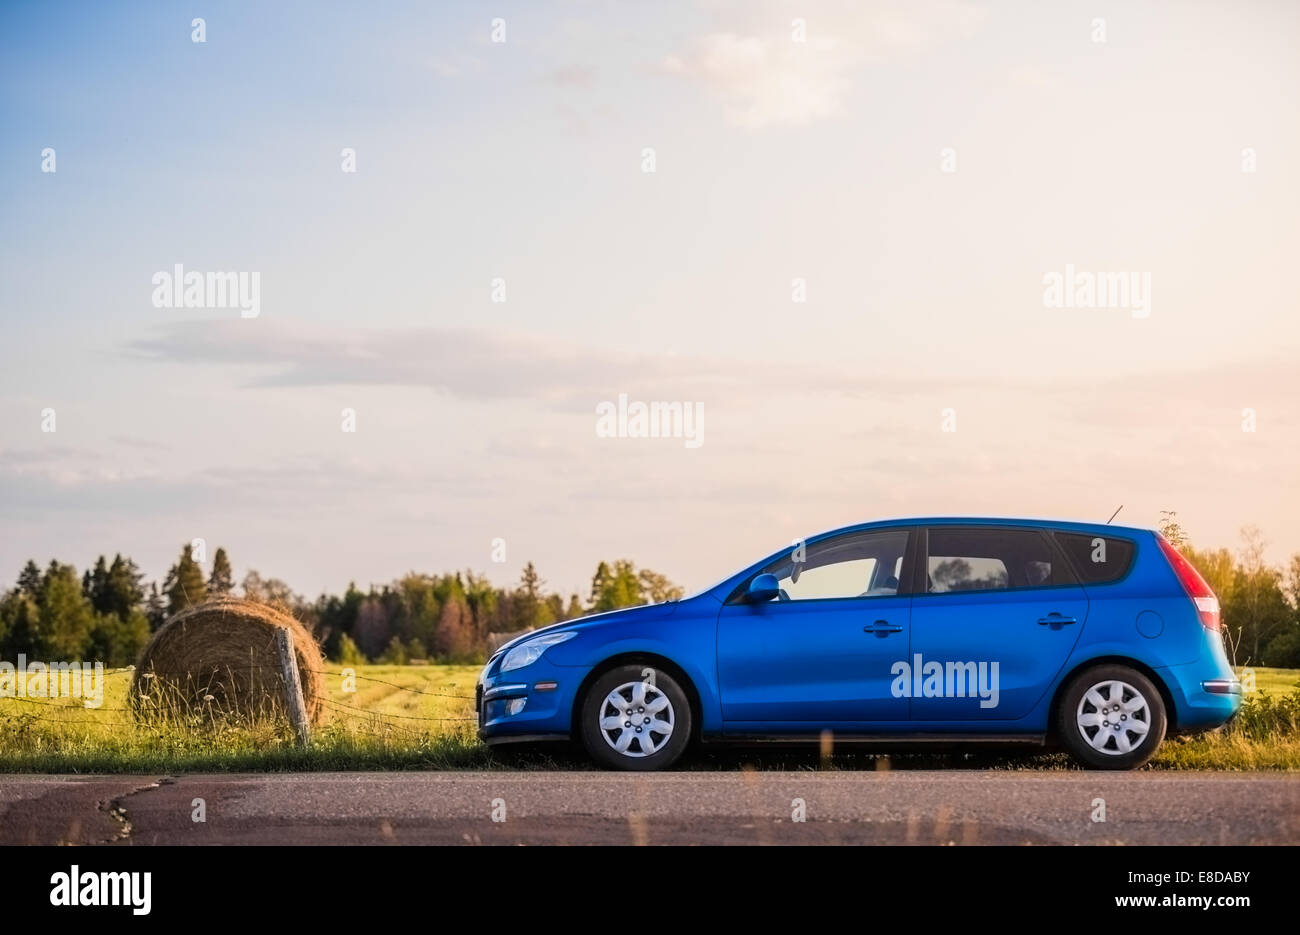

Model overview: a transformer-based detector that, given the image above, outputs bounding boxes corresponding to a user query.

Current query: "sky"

[1,0,1298,601]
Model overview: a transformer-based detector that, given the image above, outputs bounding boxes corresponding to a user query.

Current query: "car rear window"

[1054,532,1136,584]
[926,526,1074,593]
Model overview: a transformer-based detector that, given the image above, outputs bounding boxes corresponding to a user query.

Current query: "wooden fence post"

[275,627,311,746]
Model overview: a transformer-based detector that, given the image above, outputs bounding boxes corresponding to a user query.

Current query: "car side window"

[760,529,910,601]
[926,527,1074,594]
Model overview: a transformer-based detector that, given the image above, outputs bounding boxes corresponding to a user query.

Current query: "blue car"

[477,518,1240,770]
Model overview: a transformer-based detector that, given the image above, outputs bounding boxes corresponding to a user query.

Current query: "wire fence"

[0,663,480,732]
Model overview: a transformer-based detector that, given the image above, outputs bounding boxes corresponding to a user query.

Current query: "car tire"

[580,664,692,771]
[1056,664,1167,770]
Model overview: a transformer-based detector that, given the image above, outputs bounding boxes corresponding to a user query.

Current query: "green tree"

[406,637,428,661]
[35,561,95,658]
[145,581,167,630]
[84,556,109,608]
[208,547,234,596]
[0,588,38,658]
[163,544,207,615]
[1262,627,1300,668]
[86,554,145,620]
[16,560,42,596]
[1234,526,1289,664]
[638,567,685,603]
[588,561,612,609]
[336,632,366,666]
[79,554,149,665]
[590,559,644,612]
[516,561,544,629]
[378,635,408,664]
[88,609,150,667]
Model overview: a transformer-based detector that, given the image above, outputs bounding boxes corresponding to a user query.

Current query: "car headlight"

[500,630,578,672]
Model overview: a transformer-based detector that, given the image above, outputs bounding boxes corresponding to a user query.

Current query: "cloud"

[663,32,847,128]
[124,321,1299,424]
[545,65,597,87]
[124,320,930,404]
[661,1,987,128]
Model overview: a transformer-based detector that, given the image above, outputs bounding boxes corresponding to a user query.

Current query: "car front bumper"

[476,654,580,743]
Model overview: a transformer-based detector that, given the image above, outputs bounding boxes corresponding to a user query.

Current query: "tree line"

[0,544,683,667]
[2,516,1299,669]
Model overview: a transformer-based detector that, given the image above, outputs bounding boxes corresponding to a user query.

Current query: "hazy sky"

[2,0,1297,600]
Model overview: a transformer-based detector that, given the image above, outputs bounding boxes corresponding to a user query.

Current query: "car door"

[908,525,1088,721]
[717,527,914,726]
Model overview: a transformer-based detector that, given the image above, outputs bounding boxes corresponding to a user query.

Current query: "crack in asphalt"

[98,777,172,844]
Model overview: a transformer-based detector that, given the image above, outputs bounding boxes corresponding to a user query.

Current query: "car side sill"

[480,732,570,745]
[702,733,1047,746]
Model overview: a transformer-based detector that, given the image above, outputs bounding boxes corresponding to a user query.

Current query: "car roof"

[808,516,1152,540]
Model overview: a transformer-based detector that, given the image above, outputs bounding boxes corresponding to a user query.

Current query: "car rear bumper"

[1157,660,1243,733]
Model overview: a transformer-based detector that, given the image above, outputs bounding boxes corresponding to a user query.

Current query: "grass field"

[1,664,1297,772]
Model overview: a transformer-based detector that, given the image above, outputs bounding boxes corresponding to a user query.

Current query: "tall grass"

[1155,686,1300,770]
[2,665,1298,772]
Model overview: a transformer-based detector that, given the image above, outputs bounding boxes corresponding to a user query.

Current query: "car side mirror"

[746,573,780,603]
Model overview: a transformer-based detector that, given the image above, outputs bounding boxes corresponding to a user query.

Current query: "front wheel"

[1056,664,1167,770]
[580,665,692,771]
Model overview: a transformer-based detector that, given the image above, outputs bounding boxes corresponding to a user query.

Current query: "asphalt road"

[1,771,1296,845]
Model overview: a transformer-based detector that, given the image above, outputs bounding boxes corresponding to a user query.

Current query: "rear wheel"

[580,664,692,771]
[1057,664,1166,770]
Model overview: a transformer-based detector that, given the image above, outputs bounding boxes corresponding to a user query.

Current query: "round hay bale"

[130,598,324,726]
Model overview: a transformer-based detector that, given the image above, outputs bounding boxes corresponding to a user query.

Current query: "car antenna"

[1106,504,1123,524]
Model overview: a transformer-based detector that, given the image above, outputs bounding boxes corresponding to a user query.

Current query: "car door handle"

[1037,613,1077,625]
[864,620,903,633]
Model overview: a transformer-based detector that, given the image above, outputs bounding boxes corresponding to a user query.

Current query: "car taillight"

[1156,534,1221,630]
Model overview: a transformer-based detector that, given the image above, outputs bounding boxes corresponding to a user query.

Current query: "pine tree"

[104,554,145,619]
[208,547,234,596]
[85,554,144,619]
[17,560,41,596]
[517,561,543,629]
[86,555,109,609]
[163,544,207,615]
[145,582,167,630]
[588,561,612,609]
